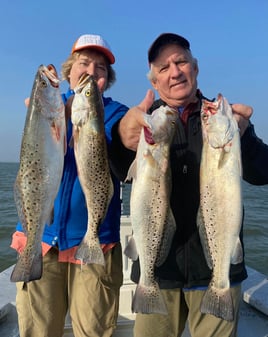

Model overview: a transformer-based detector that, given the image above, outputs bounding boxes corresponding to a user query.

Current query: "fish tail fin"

[10,250,42,283]
[124,236,139,261]
[200,285,234,321]
[75,240,105,266]
[132,282,167,315]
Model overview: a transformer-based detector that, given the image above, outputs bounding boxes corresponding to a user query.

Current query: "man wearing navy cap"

[110,33,268,337]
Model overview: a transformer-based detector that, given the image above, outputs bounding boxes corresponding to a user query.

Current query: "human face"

[69,50,108,93]
[150,44,199,108]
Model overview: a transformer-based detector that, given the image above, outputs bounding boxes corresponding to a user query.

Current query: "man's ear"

[150,79,158,91]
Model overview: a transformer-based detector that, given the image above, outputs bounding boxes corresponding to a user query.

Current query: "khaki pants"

[16,244,123,337]
[134,285,241,337]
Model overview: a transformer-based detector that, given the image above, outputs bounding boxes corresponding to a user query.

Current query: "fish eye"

[41,80,47,87]
[202,113,209,121]
[85,90,91,97]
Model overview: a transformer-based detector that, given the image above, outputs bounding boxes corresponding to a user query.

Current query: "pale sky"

[1,0,268,162]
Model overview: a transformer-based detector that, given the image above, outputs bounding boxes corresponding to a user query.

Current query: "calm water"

[0,162,19,271]
[1,162,268,275]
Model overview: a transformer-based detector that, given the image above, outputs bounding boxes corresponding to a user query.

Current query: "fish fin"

[75,239,105,266]
[10,248,42,282]
[200,285,234,321]
[218,148,230,169]
[125,159,137,182]
[46,208,54,226]
[14,182,28,233]
[231,238,243,264]
[196,207,203,229]
[237,149,243,177]
[132,282,168,315]
[155,209,176,266]
[51,122,64,143]
[68,135,74,148]
[63,132,67,155]
[143,114,152,129]
[124,236,139,261]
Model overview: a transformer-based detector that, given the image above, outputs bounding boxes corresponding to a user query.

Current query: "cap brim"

[72,45,115,64]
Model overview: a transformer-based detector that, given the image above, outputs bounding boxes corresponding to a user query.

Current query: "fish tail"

[10,250,42,283]
[132,282,167,315]
[200,285,234,321]
[75,240,105,266]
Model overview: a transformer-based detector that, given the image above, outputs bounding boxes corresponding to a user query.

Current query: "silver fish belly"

[71,75,113,266]
[11,64,66,282]
[126,105,177,314]
[197,94,243,321]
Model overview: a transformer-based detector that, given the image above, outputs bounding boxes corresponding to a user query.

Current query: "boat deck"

[1,216,268,337]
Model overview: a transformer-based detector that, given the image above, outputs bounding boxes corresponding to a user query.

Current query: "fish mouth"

[74,74,94,93]
[41,64,60,88]
[202,99,219,118]
[166,108,177,116]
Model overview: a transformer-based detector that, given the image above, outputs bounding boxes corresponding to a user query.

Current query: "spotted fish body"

[197,94,243,321]
[72,75,113,265]
[11,65,66,282]
[126,105,177,314]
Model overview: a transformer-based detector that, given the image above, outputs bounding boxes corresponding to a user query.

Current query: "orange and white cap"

[71,34,115,64]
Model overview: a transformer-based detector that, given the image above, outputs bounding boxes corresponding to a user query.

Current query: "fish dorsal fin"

[124,235,139,261]
[231,237,243,264]
[125,159,137,182]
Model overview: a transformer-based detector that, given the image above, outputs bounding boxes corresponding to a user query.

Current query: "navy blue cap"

[148,33,190,63]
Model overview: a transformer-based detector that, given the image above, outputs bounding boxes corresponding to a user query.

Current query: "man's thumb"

[138,89,155,112]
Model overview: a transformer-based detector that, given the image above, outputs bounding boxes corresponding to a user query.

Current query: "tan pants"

[16,244,123,337]
[134,285,241,337]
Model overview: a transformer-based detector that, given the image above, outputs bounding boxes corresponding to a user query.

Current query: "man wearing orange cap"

[11,34,128,337]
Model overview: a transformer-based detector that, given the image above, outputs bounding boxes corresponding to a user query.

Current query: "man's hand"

[232,103,253,136]
[119,90,155,151]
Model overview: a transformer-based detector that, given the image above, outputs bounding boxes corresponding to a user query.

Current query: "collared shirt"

[11,231,115,264]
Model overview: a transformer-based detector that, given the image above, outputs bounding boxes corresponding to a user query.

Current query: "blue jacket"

[16,89,129,250]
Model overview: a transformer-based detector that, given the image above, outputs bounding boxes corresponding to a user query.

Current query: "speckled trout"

[125,105,177,314]
[72,75,113,265]
[197,94,243,321]
[10,64,66,282]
